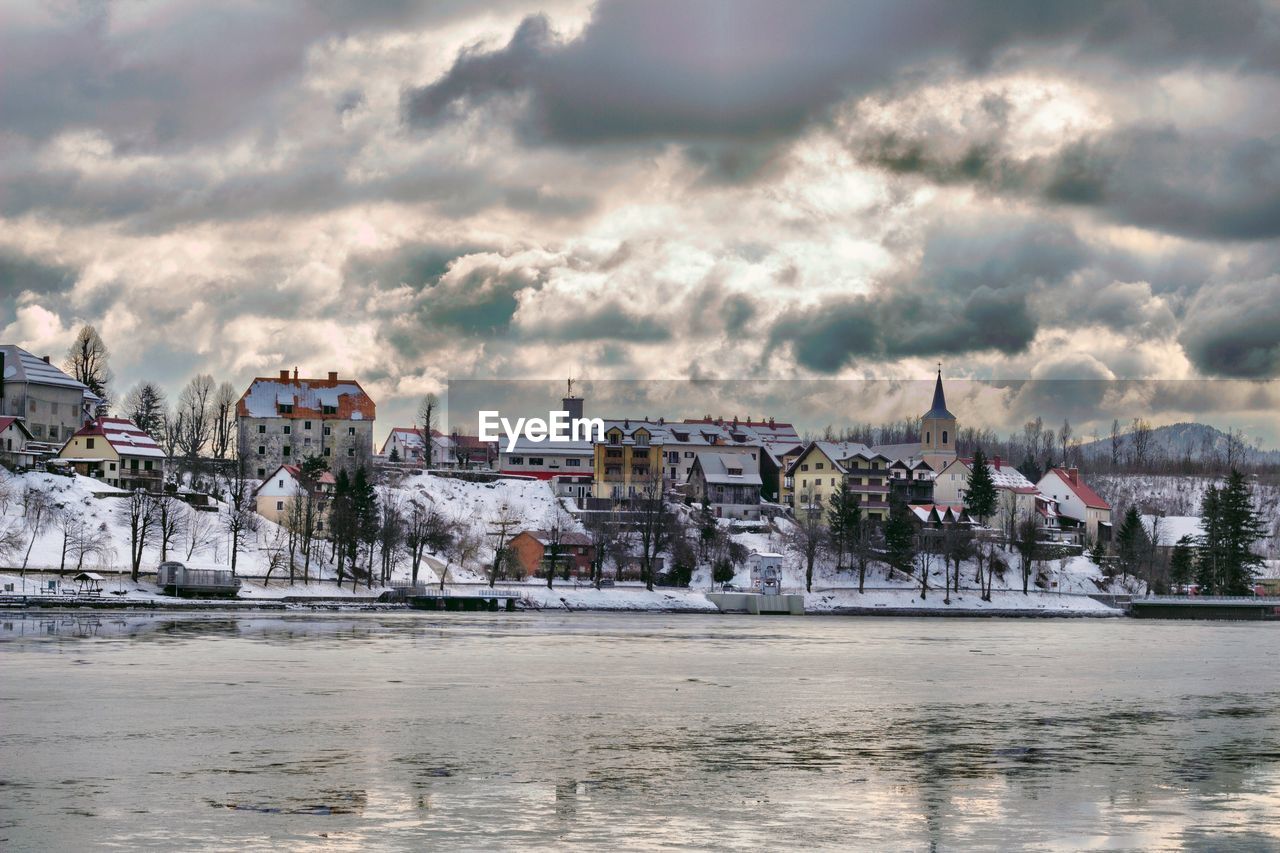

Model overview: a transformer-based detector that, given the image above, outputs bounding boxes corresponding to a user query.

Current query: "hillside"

[1076,422,1280,467]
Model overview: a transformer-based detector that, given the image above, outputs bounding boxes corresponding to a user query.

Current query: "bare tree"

[64,324,112,410]
[53,506,88,574]
[184,506,218,560]
[220,450,258,576]
[210,381,238,459]
[418,394,439,468]
[541,500,576,588]
[121,382,168,437]
[1130,418,1153,470]
[1014,516,1040,594]
[376,488,404,586]
[160,408,185,459]
[444,521,483,591]
[787,487,828,593]
[1110,419,1123,469]
[634,467,672,591]
[19,483,53,573]
[1059,419,1072,467]
[403,498,451,587]
[176,374,216,459]
[485,503,521,588]
[154,494,184,562]
[585,506,622,589]
[118,489,159,582]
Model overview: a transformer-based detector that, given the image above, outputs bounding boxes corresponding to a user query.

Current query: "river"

[1,612,1278,851]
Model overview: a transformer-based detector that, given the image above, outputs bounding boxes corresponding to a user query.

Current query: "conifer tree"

[964,447,998,525]
[1114,506,1148,581]
[826,481,860,570]
[1169,535,1195,591]
[1197,469,1265,595]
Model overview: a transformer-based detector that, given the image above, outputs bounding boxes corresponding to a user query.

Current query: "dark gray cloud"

[0,251,78,302]
[768,220,1086,371]
[405,0,1280,146]
[861,124,1280,241]
[1179,277,1280,377]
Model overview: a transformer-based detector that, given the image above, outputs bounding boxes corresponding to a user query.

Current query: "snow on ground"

[806,587,1118,614]
[0,469,344,580]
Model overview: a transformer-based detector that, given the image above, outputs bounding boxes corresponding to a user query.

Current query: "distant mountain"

[1077,422,1280,466]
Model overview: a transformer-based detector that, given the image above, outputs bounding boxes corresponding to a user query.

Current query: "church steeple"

[920,366,957,468]
[924,367,955,420]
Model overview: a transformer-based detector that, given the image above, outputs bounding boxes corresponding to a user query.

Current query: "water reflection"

[1,611,1278,850]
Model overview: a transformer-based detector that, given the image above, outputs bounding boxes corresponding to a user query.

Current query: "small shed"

[748,552,785,594]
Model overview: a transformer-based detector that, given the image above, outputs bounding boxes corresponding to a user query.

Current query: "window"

[322,405,336,415]
[566,458,581,467]
[942,430,948,445]
[926,432,931,444]
[144,461,153,471]
[278,479,284,488]
[282,446,291,457]
[283,425,291,435]
[50,402,59,415]
[29,399,37,412]
[258,445,266,455]
[324,426,332,436]
[800,463,808,471]
[528,457,544,466]
[815,462,824,470]
[304,421,312,430]
[32,424,44,437]
[130,459,139,470]
[347,426,355,436]
[278,403,293,414]
[727,467,743,476]
[276,501,285,511]
[258,424,266,434]
[346,447,354,457]
[667,451,679,463]
[635,432,648,447]
[48,426,58,440]
[258,468,266,477]
[509,456,524,465]
[684,451,694,458]
[109,462,116,471]
[86,438,95,450]
[608,432,621,445]
[323,447,331,457]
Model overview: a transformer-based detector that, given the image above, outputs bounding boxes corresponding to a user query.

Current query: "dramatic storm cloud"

[2,0,1279,440]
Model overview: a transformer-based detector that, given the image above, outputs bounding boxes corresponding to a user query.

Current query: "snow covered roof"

[1041,467,1111,510]
[0,345,90,391]
[237,373,375,421]
[787,441,893,475]
[0,416,34,439]
[691,450,763,486]
[72,417,166,458]
[1141,515,1204,547]
[948,457,1039,493]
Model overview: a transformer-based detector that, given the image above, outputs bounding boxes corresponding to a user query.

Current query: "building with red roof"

[236,369,376,479]
[59,416,166,491]
[1038,467,1113,543]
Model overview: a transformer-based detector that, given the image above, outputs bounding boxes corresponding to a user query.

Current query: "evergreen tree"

[712,557,735,588]
[964,447,998,525]
[826,482,860,570]
[883,500,916,577]
[1197,470,1265,595]
[1168,534,1195,591]
[1114,506,1148,581]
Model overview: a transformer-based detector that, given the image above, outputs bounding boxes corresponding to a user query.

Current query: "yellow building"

[59,417,166,492]
[786,441,892,521]
[593,422,661,500]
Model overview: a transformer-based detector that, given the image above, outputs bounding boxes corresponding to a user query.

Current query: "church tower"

[920,368,957,471]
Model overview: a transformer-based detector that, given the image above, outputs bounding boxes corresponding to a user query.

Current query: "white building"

[1038,467,1113,542]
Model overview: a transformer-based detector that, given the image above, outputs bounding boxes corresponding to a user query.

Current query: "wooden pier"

[386,586,522,612]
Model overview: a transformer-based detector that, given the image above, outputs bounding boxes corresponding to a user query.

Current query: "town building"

[508,530,594,579]
[0,416,36,468]
[253,463,336,534]
[919,369,958,472]
[59,417,166,491]
[0,345,98,452]
[236,369,375,479]
[380,428,496,468]
[786,441,893,521]
[932,454,1041,527]
[1038,467,1113,543]
[688,450,764,519]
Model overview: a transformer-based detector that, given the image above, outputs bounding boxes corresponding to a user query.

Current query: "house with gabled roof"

[0,344,98,451]
[254,463,337,535]
[689,450,765,519]
[0,415,36,468]
[785,440,893,521]
[59,417,166,491]
[932,454,1042,528]
[1038,467,1113,543]
[237,368,375,479]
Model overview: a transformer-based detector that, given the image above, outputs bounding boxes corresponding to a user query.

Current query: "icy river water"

[2,612,1279,851]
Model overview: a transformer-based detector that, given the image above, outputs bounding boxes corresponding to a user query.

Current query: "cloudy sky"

[3,0,1279,442]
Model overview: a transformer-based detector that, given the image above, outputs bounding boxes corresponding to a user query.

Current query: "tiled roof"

[72,417,165,458]
[237,375,376,421]
[1043,467,1111,510]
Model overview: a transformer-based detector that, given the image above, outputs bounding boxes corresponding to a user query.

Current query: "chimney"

[328,371,338,382]
[993,454,1002,470]
[293,366,299,381]
[1067,467,1079,484]
[279,369,290,380]
[42,355,51,364]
